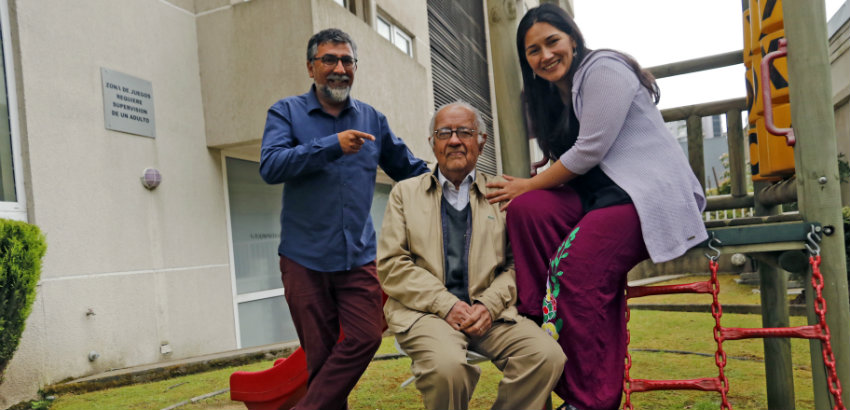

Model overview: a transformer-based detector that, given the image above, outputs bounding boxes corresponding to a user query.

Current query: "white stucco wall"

[0,0,234,406]
[314,0,435,162]
[197,0,314,151]
[197,0,435,163]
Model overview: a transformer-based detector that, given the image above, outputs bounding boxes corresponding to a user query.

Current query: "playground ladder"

[622,229,845,410]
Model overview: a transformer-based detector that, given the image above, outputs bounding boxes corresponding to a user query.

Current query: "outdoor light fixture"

[141,168,161,190]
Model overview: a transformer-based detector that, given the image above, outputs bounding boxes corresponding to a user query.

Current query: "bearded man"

[259,28,428,410]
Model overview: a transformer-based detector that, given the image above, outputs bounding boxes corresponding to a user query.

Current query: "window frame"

[376,15,391,40]
[0,0,27,221]
[376,14,414,57]
[392,26,412,56]
[221,151,287,349]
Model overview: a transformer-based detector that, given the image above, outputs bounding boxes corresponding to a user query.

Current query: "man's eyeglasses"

[433,127,478,140]
[312,54,358,68]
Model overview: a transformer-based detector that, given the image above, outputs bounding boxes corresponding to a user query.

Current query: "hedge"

[0,219,46,381]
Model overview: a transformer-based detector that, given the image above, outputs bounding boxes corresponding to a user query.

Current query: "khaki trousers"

[396,314,565,410]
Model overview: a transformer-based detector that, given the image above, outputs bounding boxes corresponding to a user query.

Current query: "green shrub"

[0,219,47,381]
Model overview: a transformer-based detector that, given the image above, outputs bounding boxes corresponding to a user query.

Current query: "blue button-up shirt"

[260,87,428,272]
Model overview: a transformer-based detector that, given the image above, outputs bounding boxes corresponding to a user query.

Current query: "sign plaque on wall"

[101,68,156,138]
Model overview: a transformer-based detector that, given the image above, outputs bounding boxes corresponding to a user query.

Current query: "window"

[0,0,25,221]
[223,156,394,348]
[370,183,392,234]
[376,16,391,39]
[376,15,413,57]
[333,0,357,17]
[224,156,297,348]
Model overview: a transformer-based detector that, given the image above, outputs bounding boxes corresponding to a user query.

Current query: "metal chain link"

[809,254,846,410]
[709,259,732,410]
[624,304,634,410]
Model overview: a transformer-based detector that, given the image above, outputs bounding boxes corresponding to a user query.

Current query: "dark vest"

[441,196,471,304]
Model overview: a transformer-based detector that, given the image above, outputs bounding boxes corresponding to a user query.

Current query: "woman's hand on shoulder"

[485,175,530,212]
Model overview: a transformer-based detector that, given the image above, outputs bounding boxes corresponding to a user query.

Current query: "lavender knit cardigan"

[559,50,708,263]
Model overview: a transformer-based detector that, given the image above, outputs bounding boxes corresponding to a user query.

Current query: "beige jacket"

[377,168,517,334]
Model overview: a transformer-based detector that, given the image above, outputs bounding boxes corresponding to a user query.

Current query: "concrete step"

[43,341,300,396]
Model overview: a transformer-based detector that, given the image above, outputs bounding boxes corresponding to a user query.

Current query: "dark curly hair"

[307,28,358,61]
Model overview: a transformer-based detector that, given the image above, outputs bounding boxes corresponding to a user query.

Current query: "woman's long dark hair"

[517,4,660,161]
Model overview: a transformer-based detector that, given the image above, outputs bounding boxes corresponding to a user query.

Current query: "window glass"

[370,183,392,234]
[0,26,15,202]
[393,28,412,56]
[226,157,284,294]
[238,296,298,347]
[376,15,413,57]
[376,16,391,40]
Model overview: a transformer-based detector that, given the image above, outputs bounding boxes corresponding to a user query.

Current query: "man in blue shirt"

[259,28,428,410]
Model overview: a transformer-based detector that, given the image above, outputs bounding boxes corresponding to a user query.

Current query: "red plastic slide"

[229,347,309,410]
[230,293,388,409]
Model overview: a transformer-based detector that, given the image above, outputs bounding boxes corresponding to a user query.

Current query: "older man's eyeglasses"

[312,54,358,68]
[433,127,477,140]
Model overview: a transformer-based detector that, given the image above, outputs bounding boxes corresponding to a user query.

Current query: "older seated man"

[377,101,565,410]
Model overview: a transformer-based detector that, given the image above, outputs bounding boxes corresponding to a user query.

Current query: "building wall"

[375,0,435,151]
[197,0,435,163]
[0,0,443,405]
[0,0,233,406]
[313,0,435,162]
[196,0,314,150]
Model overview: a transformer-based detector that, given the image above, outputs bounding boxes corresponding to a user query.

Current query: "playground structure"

[619,0,850,409]
[229,1,848,409]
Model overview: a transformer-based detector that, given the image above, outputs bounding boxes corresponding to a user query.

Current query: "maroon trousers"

[279,256,383,410]
[506,186,648,410]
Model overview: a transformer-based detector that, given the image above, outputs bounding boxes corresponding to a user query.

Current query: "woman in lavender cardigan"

[485,4,707,410]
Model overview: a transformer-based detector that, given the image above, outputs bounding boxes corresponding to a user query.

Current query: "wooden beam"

[726,109,748,197]
[646,50,744,79]
[661,98,747,123]
[785,0,850,407]
[686,115,705,190]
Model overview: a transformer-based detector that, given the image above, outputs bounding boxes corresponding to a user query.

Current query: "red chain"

[709,259,733,410]
[624,304,634,410]
[809,254,846,410]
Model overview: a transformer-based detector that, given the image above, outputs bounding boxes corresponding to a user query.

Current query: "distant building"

[667,115,730,191]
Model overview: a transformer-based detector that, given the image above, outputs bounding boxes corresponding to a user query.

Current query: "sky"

[573,0,847,109]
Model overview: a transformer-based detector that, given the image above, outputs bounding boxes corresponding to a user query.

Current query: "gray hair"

[307,28,358,61]
[429,101,486,147]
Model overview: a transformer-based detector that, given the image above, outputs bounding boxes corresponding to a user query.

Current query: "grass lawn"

[45,275,822,410]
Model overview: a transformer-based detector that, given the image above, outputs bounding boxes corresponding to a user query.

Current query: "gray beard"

[318,83,351,103]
